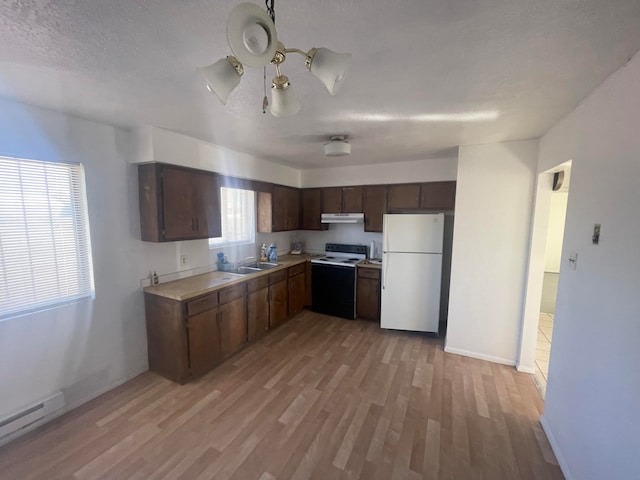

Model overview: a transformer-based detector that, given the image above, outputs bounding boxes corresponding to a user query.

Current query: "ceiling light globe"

[270,77,301,117]
[309,48,352,95]
[198,57,243,104]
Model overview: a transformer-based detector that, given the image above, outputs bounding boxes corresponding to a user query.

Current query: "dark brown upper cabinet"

[420,181,456,211]
[300,188,328,231]
[363,185,387,232]
[138,163,222,242]
[387,183,421,210]
[258,185,300,232]
[322,186,363,213]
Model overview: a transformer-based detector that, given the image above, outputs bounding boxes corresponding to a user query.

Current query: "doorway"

[534,174,569,395]
[517,161,571,398]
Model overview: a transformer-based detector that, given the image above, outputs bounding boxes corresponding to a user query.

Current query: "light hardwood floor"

[0,311,563,479]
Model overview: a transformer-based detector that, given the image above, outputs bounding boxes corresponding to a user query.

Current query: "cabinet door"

[356,269,381,321]
[388,184,421,210]
[286,187,301,230]
[187,308,222,376]
[162,166,198,240]
[363,185,387,233]
[194,172,222,238]
[248,287,269,340]
[272,185,300,231]
[269,280,288,327]
[300,189,327,231]
[219,297,247,358]
[288,273,306,317]
[322,188,342,213]
[420,181,456,211]
[342,186,363,212]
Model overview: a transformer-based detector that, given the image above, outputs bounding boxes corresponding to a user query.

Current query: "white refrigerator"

[380,213,444,333]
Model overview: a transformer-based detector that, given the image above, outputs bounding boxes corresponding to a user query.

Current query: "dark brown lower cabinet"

[187,308,222,377]
[288,263,306,317]
[145,261,309,383]
[356,267,381,321]
[219,296,247,358]
[247,276,270,340]
[269,278,288,328]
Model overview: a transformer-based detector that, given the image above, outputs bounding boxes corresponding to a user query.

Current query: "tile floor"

[534,312,554,396]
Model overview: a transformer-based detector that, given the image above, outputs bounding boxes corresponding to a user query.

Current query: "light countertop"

[143,254,316,301]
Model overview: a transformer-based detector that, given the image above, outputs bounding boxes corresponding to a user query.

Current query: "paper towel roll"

[369,240,375,259]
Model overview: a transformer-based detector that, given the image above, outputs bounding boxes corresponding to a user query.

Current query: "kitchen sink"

[247,262,280,270]
[229,262,281,275]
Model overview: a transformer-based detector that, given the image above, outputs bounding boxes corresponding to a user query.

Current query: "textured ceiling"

[1,1,640,169]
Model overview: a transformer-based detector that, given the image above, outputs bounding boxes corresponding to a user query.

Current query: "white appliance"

[380,213,444,333]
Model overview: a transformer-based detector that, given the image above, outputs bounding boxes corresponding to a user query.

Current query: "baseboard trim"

[0,367,147,447]
[516,363,536,374]
[540,415,574,480]
[443,346,515,367]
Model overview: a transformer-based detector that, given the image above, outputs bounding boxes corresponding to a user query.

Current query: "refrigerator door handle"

[382,254,387,290]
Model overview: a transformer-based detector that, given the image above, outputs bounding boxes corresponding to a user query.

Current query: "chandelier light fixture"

[198,1,352,117]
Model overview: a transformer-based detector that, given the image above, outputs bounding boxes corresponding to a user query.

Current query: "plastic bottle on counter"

[268,243,278,262]
[260,243,268,262]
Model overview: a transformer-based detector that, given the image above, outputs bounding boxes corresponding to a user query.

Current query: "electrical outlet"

[180,255,187,266]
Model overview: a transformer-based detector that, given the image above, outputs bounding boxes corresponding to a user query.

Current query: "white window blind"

[209,187,255,247]
[0,156,94,318]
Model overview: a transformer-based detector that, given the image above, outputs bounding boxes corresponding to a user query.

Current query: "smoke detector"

[324,135,351,157]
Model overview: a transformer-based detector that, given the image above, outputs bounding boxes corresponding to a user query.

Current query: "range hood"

[321,213,364,224]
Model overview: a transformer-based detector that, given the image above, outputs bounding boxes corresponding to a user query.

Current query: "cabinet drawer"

[288,263,306,277]
[246,275,269,294]
[187,293,218,316]
[219,283,244,305]
[269,269,287,285]
[358,267,381,280]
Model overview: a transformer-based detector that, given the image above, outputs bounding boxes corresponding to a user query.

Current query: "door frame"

[516,160,571,373]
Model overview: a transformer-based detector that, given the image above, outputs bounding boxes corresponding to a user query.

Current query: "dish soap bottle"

[260,243,268,262]
[268,243,278,262]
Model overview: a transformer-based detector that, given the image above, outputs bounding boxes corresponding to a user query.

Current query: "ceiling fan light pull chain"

[262,66,269,114]
[266,0,275,23]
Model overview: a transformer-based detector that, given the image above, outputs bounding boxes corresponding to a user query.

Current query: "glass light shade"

[198,57,242,104]
[309,48,352,95]
[270,84,301,117]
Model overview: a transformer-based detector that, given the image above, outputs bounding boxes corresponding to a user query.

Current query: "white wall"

[132,127,301,188]
[0,99,150,429]
[301,156,457,188]
[0,99,297,438]
[445,140,538,365]
[536,52,640,480]
[544,191,568,273]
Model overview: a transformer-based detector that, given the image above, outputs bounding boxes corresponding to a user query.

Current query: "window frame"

[0,155,95,320]
[208,186,256,249]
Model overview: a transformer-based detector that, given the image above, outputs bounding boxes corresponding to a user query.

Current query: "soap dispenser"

[260,243,268,262]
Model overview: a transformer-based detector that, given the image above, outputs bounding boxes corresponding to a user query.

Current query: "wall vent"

[0,392,65,440]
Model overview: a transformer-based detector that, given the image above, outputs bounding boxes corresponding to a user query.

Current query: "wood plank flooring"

[0,311,563,479]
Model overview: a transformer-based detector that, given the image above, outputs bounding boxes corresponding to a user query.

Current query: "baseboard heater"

[0,392,65,440]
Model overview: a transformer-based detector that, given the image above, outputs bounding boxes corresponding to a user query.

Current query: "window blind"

[209,187,255,247]
[0,156,94,318]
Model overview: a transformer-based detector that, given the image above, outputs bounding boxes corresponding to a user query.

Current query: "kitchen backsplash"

[140,226,382,288]
[299,224,383,257]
